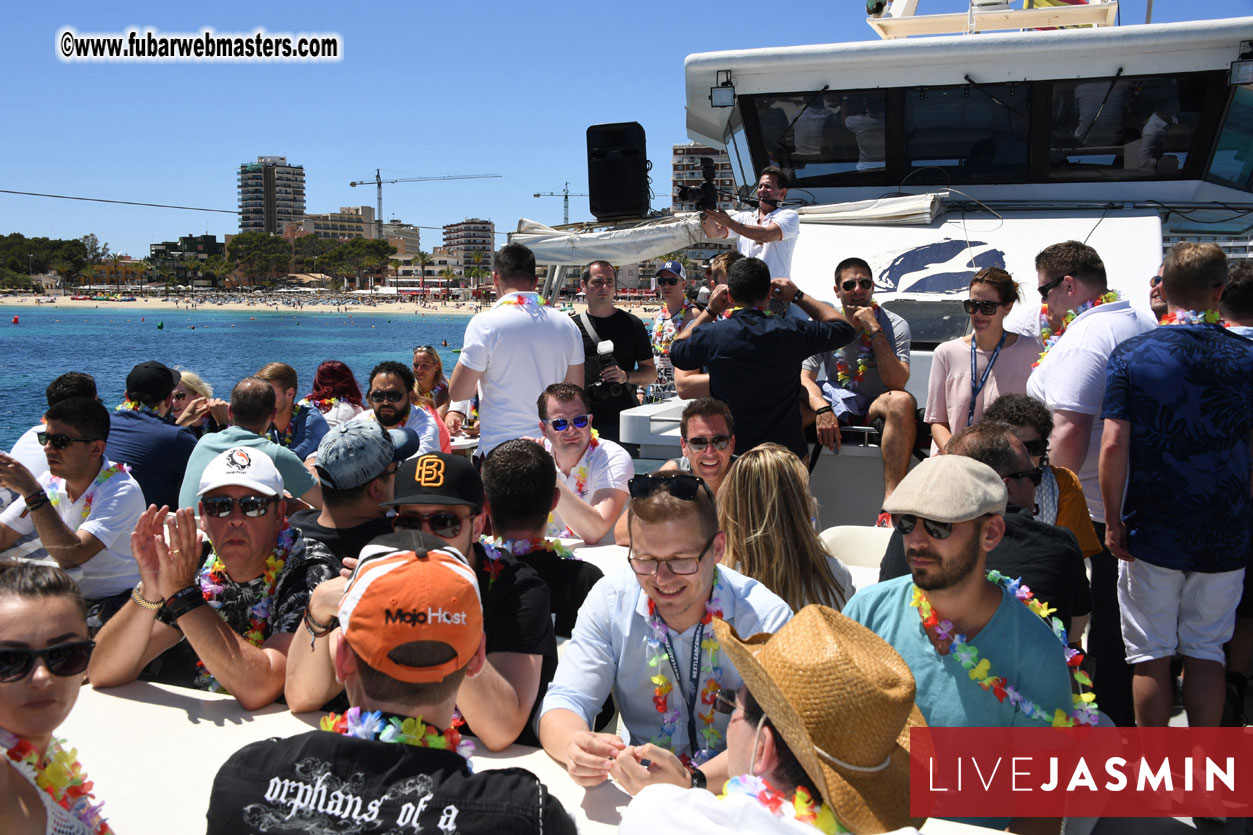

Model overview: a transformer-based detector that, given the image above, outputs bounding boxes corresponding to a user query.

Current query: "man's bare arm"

[457,651,542,751]
[1050,409,1095,476]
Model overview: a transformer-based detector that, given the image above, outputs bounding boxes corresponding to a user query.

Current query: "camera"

[677,156,719,211]
[587,340,624,400]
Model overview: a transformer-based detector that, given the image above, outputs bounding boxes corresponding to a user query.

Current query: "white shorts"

[1117,559,1244,664]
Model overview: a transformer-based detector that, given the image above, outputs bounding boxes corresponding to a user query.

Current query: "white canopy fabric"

[796,192,946,226]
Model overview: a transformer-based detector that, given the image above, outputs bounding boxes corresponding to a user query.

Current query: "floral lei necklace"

[486,536,576,561]
[833,303,880,391]
[911,570,1098,727]
[2,728,113,834]
[1034,290,1120,368]
[300,396,340,414]
[192,527,293,692]
[320,707,474,761]
[720,775,843,834]
[114,399,163,419]
[272,403,303,448]
[646,568,726,765]
[652,303,696,353]
[499,292,550,307]
[48,463,130,521]
[1159,309,1227,327]
[572,430,601,498]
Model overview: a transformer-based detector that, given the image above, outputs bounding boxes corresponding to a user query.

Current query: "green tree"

[81,234,109,265]
[228,232,293,286]
[200,255,235,289]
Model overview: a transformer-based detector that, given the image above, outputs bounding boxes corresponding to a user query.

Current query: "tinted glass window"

[904,84,1029,182]
[751,91,888,184]
[1207,85,1253,192]
[881,299,970,346]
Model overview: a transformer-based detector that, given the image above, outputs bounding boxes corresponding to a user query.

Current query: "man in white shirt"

[1026,239,1156,728]
[447,243,585,456]
[701,166,800,287]
[4,372,98,513]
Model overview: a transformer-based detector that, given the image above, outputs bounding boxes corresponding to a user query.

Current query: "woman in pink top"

[924,267,1042,455]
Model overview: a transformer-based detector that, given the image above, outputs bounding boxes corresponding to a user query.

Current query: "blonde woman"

[717,444,853,612]
[171,370,227,438]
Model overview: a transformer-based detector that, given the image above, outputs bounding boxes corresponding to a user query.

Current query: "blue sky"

[3,0,1250,258]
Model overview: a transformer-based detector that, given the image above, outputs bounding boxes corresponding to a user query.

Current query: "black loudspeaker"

[587,122,650,220]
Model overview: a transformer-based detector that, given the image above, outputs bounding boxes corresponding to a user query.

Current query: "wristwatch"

[689,766,708,790]
[792,288,805,305]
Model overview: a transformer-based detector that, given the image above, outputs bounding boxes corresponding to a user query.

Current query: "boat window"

[1049,75,1207,180]
[749,90,888,184]
[880,298,970,348]
[904,83,1030,183]
[1206,85,1253,192]
[722,112,754,193]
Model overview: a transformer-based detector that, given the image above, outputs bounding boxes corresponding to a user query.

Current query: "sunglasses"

[963,299,1002,315]
[1004,466,1043,487]
[656,276,681,287]
[543,415,590,432]
[713,687,739,715]
[392,510,466,539]
[413,345,436,353]
[628,532,716,576]
[172,391,190,401]
[628,473,714,502]
[37,432,97,450]
[1149,276,1163,288]
[370,390,407,403]
[841,278,874,292]
[201,495,276,518]
[1037,275,1066,301]
[1022,439,1049,458]
[0,641,95,683]
[685,435,730,452]
[892,514,955,540]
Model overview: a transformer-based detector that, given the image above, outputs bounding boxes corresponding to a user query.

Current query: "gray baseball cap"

[314,421,409,491]
[882,455,1007,524]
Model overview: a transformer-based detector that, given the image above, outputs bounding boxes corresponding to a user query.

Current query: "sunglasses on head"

[628,473,714,502]
[392,510,466,539]
[628,532,716,576]
[685,434,730,452]
[370,390,407,403]
[0,641,95,683]
[1004,466,1043,487]
[201,495,275,518]
[841,278,873,292]
[963,299,1002,315]
[656,276,681,287]
[413,345,436,353]
[37,432,97,450]
[892,514,955,540]
[543,415,589,432]
[1022,439,1049,458]
[1037,275,1066,301]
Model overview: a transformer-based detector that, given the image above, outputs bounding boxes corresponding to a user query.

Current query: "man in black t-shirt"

[209,534,576,834]
[573,261,655,445]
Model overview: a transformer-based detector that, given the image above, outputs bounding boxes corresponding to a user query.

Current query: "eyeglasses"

[713,687,739,715]
[963,299,1001,315]
[370,390,407,403]
[0,641,95,682]
[1004,466,1043,487]
[629,532,716,576]
[656,276,681,287]
[841,278,874,292]
[685,435,730,452]
[628,473,714,502]
[1037,275,1066,301]
[892,514,955,540]
[391,510,467,539]
[37,432,98,450]
[543,415,590,432]
[1022,439,1049,458]
[201,495,276,518]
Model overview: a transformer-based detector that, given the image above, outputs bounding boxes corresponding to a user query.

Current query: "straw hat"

[714,606,926,834]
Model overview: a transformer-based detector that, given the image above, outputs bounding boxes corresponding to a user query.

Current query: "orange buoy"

[10,315,17,324]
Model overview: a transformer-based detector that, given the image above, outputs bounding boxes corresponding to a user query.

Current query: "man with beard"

[349,360,439,456]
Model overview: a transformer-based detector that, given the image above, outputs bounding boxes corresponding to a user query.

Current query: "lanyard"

[967,331,1007,427]
[661,621,706,759]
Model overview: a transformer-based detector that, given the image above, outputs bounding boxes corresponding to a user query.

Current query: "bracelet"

[130,584,163,611]
[23,491,49,512]
[689,765,708,790]
[814,406,834,416]
[159,584,206,622]
[792,288,805,305]
[303,605,339,649]
[869,329,884,340]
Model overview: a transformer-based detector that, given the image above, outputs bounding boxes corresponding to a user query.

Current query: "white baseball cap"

[197,447,284,497]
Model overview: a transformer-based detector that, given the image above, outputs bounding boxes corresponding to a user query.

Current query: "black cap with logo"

[383,452,484,511]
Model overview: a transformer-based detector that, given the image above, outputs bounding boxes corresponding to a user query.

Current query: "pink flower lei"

[1159,309,1227,327]
[320,707,474,761]
[499,292,551,307]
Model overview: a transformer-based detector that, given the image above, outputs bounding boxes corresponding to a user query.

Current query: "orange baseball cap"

[337,532,483,683]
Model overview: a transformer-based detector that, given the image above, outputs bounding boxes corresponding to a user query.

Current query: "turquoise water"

[0,305,471,449]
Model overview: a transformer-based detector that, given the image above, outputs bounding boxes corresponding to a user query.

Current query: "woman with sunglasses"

[170,370,228,439]
[0,563,112,834]
[300,360,364,430]
[924,267,1042,455]
[717,444,852,613]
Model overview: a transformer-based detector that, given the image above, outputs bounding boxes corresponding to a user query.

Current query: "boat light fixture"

[1231,58,1253,86]
[710,71,736,108]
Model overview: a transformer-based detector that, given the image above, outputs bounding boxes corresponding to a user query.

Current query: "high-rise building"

[443,218,495,284]
[381,220,421,256]
[301,206,376,240]
[238,156,306,235]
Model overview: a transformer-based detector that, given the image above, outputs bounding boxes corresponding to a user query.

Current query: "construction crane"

[532,182,589,226]
[349,170,501,239]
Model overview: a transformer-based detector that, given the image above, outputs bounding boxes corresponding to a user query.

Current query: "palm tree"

[109,253,124,293]
[413,250,433,294]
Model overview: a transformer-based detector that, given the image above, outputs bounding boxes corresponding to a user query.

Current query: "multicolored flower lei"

[486,536,577,561]
[833,303,880,391]
[47,462,130,521]
[299,396,340,415]
[1034,290,1120,368]
[499,292,551,307]
[2,728,113,834]
[192,527,294,692]
[1159,309,1227,327]
[911,570,1098,727]
[719,775,843,833]
[646,568,726,765]
[114,399,163,419]
[320,706,474,761]
[271,403,303,448]
[651,302,697,355]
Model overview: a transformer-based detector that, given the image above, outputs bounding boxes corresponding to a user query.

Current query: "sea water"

[0,305,471,448]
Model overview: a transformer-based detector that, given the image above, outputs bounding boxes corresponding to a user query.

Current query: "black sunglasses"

[1037,275,1066,300]
[628,532,716,576]
[628,473,714,502]
[656,276,681,287]
[685,435,730,452]
[37,432,97,450]
[201,495,276,518]
[1022,439,1049,458]
[392,510,466,539]
[1004,467,1043,487]
[1149,275,1163,288]
[892,514,955,540]
[841,278,874,292]
[370,390,407,403]
[963,299,1001,315]
[713,687,739,715]
[543,415,590,432]
[0,641,95,683]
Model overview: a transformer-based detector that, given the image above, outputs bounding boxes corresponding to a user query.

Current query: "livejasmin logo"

[384,607,468,626]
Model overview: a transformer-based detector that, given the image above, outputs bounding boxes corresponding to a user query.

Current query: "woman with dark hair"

[301,360,364,429]
[924,267,1042,455]
[0,563,112,834]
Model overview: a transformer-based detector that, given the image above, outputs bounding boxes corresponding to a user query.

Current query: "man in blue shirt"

[670,257,853,459]
[105,360,197,511]
[256,362,328,460]
[1100,241,1253,728]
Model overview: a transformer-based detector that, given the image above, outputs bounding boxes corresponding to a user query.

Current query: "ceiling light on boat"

[710,71,736,108]
[1231,58,1253,85]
